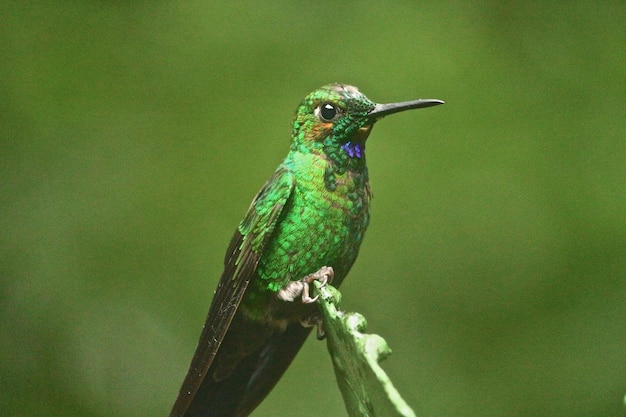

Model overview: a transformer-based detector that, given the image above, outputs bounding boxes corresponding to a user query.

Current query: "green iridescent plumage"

[171,84,443,417]
[245,85,374,316]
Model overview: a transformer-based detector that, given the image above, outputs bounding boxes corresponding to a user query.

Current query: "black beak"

[368,98,444,120]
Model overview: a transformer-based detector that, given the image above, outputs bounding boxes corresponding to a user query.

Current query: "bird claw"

[277,266,333,337]
[300,314,326,340]
[277,266,334,304]
[303,266,334,286]
[300,266,334,304]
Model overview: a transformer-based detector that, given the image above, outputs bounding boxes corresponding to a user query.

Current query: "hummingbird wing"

[170,166,295,417]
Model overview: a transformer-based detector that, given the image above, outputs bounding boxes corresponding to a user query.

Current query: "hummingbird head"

[291,83,443,161]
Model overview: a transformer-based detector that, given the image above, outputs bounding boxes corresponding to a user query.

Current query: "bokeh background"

[2,1,625,416]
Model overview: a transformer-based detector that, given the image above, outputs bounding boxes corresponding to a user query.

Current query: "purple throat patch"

[341,142,364,158]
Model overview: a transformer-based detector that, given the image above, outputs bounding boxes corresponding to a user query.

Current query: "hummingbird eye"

[315,103,342,122]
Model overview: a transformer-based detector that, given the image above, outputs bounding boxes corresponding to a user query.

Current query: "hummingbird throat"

[341,141,364,158]
[341,125,372,159]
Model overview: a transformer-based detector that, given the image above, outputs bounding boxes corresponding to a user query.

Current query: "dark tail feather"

[183,323,312,417]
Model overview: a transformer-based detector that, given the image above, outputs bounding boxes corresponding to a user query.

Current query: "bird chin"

[356,125,373,143]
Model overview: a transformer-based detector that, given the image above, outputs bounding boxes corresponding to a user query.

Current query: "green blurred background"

[2,1,625,416]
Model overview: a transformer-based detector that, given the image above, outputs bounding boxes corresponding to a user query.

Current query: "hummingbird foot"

[300,265,334,303]
[299,311,326,340]
[277,266,334,304]
[306,265,335,285]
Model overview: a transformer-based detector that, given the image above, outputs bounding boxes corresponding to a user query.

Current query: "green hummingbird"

[170,84,443,417]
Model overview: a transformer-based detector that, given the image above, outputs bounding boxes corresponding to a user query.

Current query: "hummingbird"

[170,84,443,417]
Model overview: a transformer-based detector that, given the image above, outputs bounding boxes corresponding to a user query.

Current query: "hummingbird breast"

[244,151,371,324]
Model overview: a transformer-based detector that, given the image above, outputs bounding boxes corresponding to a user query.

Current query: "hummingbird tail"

[183,322,312,417]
